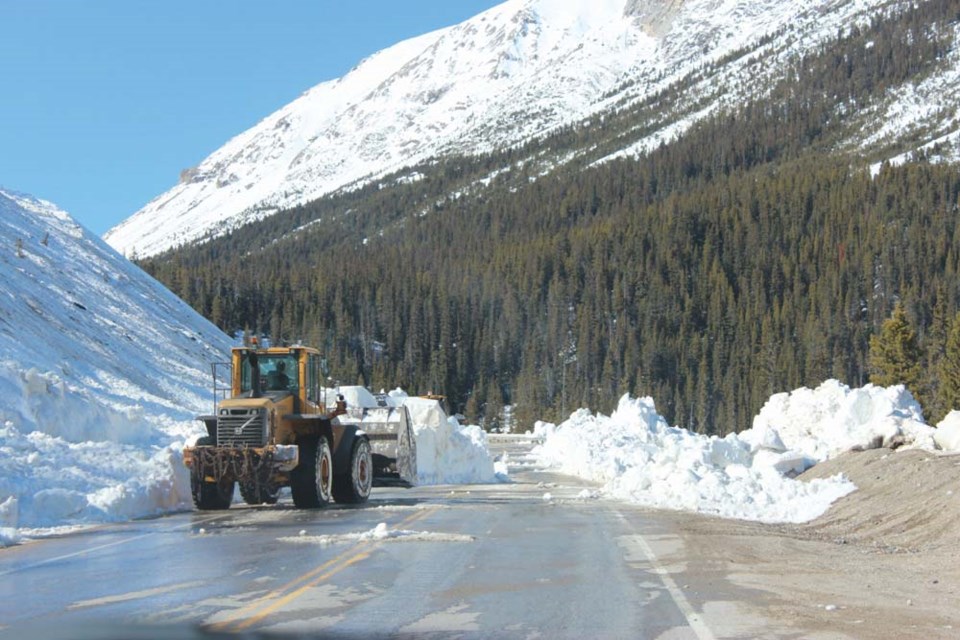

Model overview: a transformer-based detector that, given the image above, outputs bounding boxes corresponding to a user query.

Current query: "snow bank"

[534,381,943,523]
[746,380,937,458]
[0,189,232,545]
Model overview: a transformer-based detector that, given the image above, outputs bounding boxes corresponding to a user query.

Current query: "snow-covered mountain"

[105,0,960,257]
[0,188,233,541]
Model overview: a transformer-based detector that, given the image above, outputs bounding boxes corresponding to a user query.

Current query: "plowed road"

[0,436,887,639]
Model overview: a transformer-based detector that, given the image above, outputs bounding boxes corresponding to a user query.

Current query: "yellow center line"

[231,550,373,631]
[209,505,438,633]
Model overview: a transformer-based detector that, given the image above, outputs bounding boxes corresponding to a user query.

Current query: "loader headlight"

[274,445,298,462]
[273,444,299,471]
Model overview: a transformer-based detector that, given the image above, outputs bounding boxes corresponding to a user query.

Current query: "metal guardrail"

[486,433,545,444]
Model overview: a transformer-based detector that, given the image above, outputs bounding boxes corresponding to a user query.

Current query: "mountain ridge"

[104,0,921,258]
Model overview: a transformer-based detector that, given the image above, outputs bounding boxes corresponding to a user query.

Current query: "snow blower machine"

[183,344,416,510]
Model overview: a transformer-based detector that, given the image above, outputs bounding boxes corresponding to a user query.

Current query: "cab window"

[240,354,299,392]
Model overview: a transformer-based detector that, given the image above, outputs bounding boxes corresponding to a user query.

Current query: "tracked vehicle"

[183,345,416,510]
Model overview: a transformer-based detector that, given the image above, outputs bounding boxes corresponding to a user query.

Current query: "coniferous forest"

[141,0,960,432]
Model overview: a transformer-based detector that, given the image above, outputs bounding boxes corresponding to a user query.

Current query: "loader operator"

[267,361,290,390]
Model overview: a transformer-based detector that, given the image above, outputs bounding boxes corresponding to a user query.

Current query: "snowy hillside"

[104,0,952,258]
[0,189,234,543]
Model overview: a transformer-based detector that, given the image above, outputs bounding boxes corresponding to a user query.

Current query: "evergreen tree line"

[141,0,960,431]
[870,303,960,422]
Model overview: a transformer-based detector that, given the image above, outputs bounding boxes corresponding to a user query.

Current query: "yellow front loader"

[183,345,416,510]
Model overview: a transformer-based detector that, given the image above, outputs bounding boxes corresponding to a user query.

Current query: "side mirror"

[320,357,330,378]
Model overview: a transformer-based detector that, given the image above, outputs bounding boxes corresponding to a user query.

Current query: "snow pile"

[0,189,233,544]
[0,496,17,546]
[533,380,943,523]
[403,396,498,485]
[747,380,937,459]
[335,385,382,409]
[935,411,960,452]
[341,387,499,485]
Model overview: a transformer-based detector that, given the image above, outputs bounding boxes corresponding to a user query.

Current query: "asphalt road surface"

[0,436,771,639]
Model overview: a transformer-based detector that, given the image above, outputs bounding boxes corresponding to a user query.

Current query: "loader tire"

[239,480,280,505]
[191,471,234,510]
[290,437,333,509]
[333,437,372,504]
[190,436,234,510]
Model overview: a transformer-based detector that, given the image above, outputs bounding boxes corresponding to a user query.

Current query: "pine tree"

[923,287,952,422]
[940,313,960,414]
[869,303,923,401]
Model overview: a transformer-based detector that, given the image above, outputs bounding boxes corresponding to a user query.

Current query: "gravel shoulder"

[656,448,960,639]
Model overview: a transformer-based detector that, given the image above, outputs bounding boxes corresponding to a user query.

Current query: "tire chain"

[195,446,271,485]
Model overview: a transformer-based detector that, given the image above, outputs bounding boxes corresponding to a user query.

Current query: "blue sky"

[0,1,501,235]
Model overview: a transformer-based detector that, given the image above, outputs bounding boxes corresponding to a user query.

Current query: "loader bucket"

[341,404,417,487]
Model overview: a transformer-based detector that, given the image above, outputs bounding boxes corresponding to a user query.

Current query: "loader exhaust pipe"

[247,350,262,398]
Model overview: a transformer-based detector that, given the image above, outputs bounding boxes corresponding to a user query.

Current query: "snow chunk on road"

[279,522,475,546]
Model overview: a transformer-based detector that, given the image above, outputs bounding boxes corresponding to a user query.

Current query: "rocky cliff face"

[625,0,686,36]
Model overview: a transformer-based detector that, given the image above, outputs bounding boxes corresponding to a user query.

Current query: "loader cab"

[244,354,297,394]
[231,346,328,415]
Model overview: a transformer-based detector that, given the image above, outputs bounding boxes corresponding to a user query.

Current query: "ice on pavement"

[533,381,941,523]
